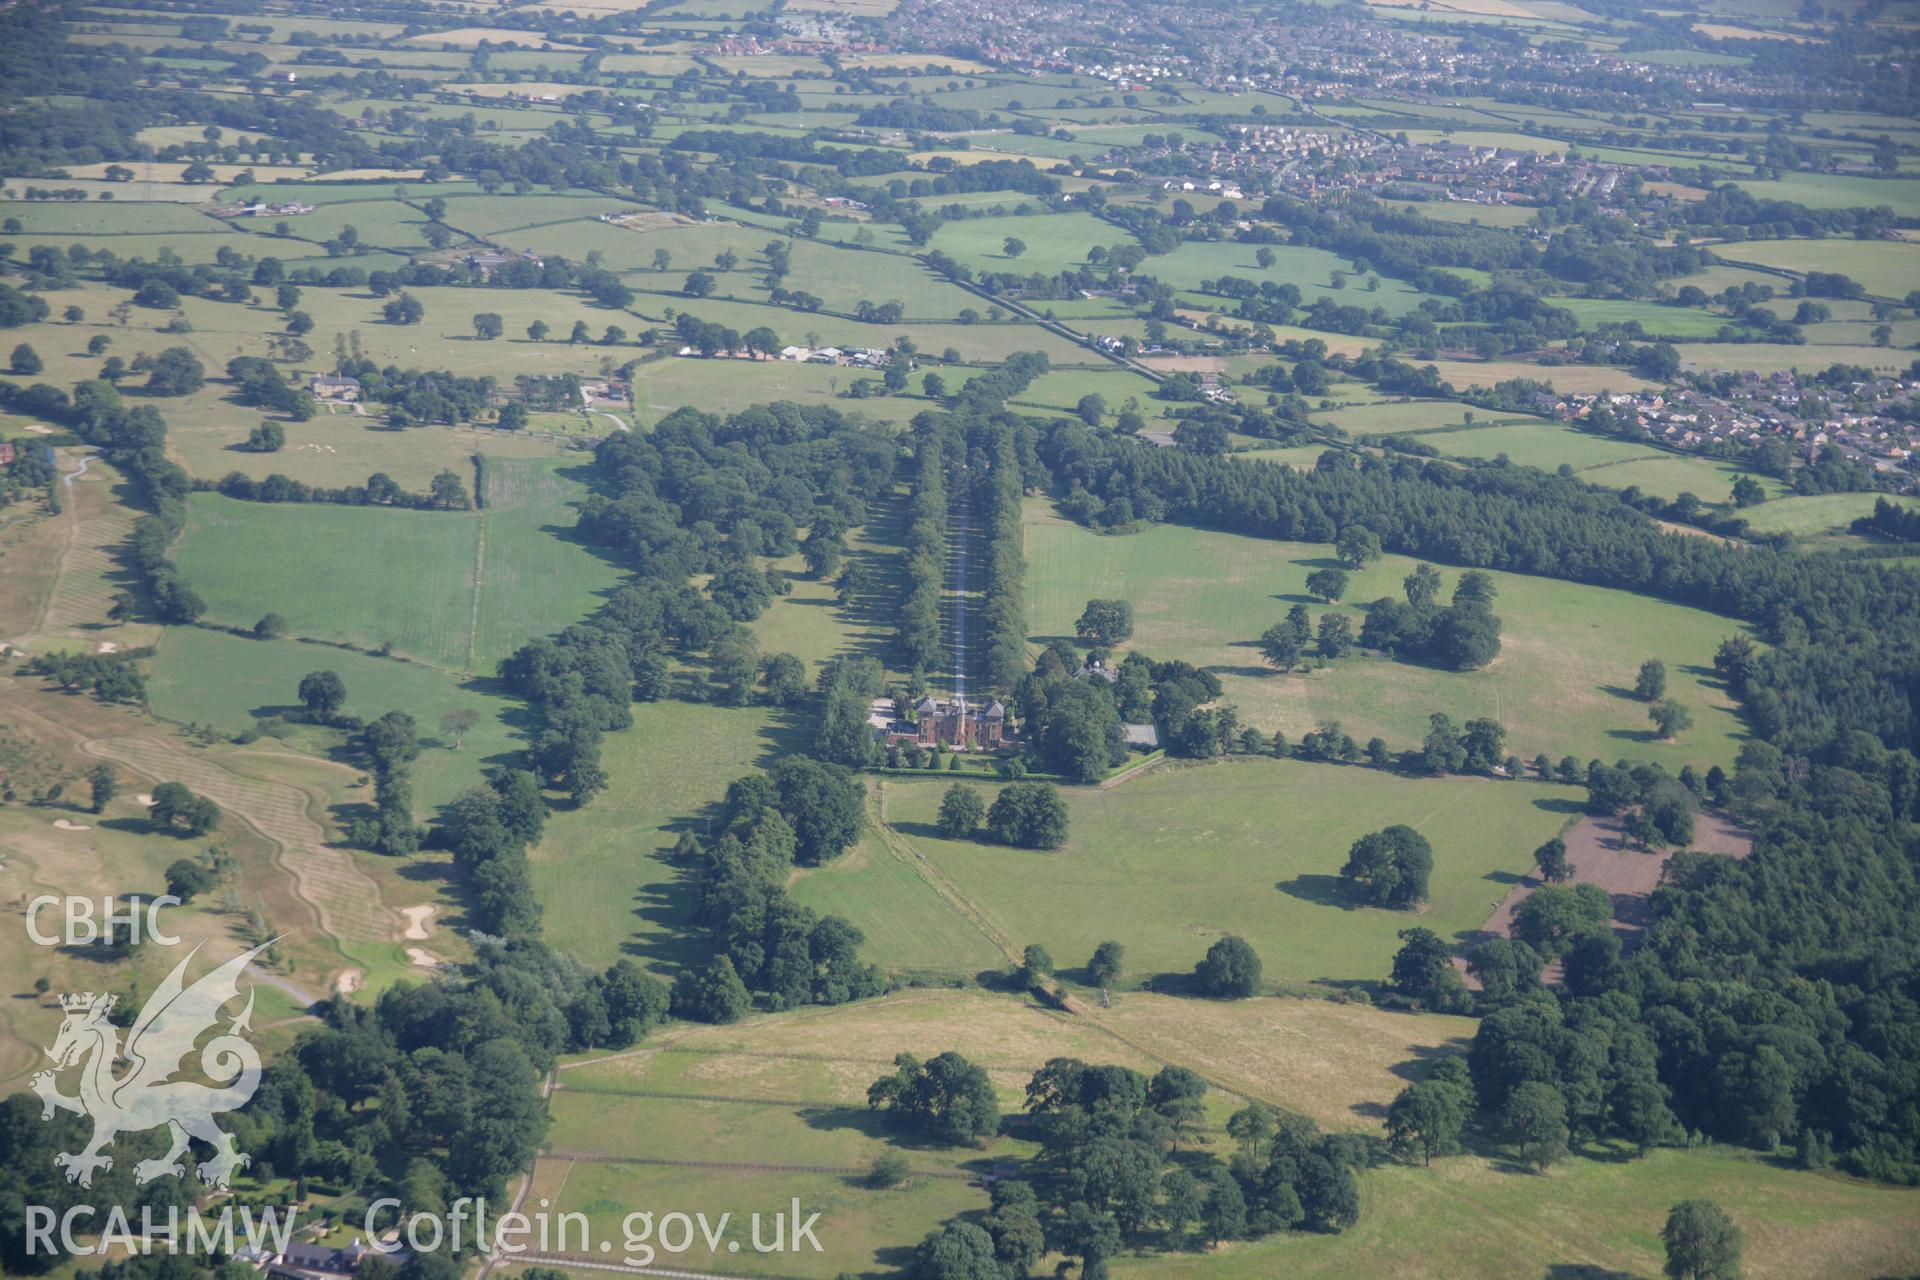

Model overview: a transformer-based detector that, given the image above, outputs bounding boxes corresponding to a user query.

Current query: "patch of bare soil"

[1458,809,1753,986]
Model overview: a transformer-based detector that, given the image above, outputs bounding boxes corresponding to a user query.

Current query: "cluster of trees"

[346,710,423,857]
[1339,825,1433,909]
[207,467,470,510]
[1257,601,1354,672]
[24,648,147,704]
[1357,565,1503,671]
[868,1051,1000,1146]
[679,759,882,1019]
[148,781,220,837]
[976,422,1028,691]
[1853,495,1920,543]
[933,778,1072,849]
[898,429,948,673]
[496,404,893,806]
[330,358,498,428]
[438,768,550,938]
[909,1056,1357,1280]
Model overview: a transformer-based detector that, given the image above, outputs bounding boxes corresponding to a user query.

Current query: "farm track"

[77,731,393,946]
[865,782,1021,967]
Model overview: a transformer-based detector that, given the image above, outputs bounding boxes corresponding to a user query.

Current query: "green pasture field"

[1712,237,1920,296]
[1414,422,1787,503]
[629,357,928,429]
[171,461,618,673]
[1377,200,1540,227]
[863,761,1576,985]
[432,192,634,237]
[1556,296,1737,338]
[473,457,626,665]
[1146,241,1438,317]
[170,407,570,493]
[1023,501,1751,770]
[628,295,1096,365]
[790,827,1010,975]
[1565,452,1789,503]
[1677,341,1911,375]
[174,495,480,670]
[145,626,523,812]
[1420,357,1660,395]
[497,215,776,275]
[1125,1145,1920,1280]
[525,1159,981,1280]
[0,201,222,235]
[529,700,812,973]
[1730,173,1920,217]
[520,992,1917,1279]
[1003,366,1160,419]
[1311,400,1482,433]
[779,239,984,320]
[270,200,439,252]
[1733,491,1920,537]
[3,230,242,265]
[924,211,1132,275]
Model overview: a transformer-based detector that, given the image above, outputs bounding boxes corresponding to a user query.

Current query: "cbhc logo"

[26,896,182,947]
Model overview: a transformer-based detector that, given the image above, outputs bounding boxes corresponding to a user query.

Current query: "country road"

[948,488,970,700]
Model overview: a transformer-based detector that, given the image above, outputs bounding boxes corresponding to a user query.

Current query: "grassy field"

[473,458,626,665]
[1023,500,1751,770]
[145,626,523,813]
[175,495,480,670]
[1123,1145,1920,1280]
[1711,237,1920,296]
[506,987,1488,1278]
[1418,424,1787,503]
[1145,242,1438,317]
[511,988,1920,1280]
[1557,296,1736,338]
[1735,491,1920,537]
[925,211,1130,275]
[172,461,618,674]
[858,762,1577,987]
[1573,453,1790,503]
[529,699,811,973]
[1675,341,1912,376]
[1421,358,1660,395]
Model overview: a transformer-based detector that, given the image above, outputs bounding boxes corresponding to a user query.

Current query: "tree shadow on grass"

[753,703,815,770]
[1606,726,1659,744]
[620,854,706,970]
[1387,1038,1474,1083]
[1531,796,1585,816]
[1544,1268,1639,1280]
[1597,684,1641,702]
[1276,872,1353,909]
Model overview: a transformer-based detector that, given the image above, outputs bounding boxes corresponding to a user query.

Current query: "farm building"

[310,375,361,402]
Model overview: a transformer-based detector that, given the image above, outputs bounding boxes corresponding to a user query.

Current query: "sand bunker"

[95,641,119,654]
[334,969,364,996]
[401,904,436,940]
[24,424,53,435]
[406,948,440,969]
[136,793,155,806]
[52,819,91,831]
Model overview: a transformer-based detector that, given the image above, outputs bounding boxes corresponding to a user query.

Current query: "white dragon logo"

[31,940,271,1189]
